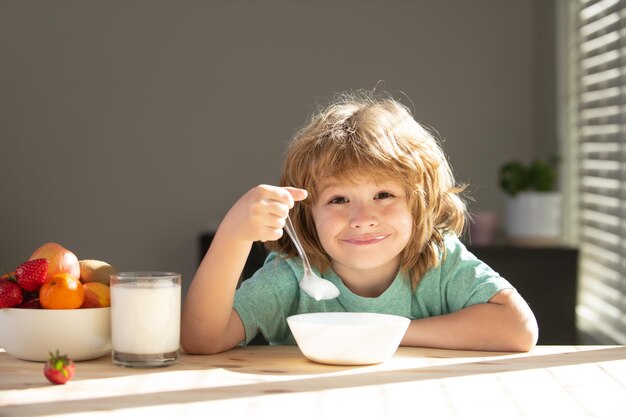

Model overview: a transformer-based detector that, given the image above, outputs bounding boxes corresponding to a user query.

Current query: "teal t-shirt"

[233,234,513,345]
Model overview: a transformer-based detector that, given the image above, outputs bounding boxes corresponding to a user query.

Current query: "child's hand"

[223,185,308,243]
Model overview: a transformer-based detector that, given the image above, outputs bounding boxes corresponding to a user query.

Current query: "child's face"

[311,175,413,281]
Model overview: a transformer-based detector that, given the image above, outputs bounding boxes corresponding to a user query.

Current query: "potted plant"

[499,156,561,244]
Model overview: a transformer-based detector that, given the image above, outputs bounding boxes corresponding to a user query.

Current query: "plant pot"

[505,191,561,245]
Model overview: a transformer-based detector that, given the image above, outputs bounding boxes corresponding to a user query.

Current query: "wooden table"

[1,345,625,417]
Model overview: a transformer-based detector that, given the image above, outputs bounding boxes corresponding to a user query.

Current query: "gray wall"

[0,1,553,296]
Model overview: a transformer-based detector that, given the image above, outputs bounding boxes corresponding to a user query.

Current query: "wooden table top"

[1,345,625,417]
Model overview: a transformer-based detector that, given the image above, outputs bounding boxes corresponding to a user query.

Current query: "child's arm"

[181,185,307,354]
[401,289,538,352]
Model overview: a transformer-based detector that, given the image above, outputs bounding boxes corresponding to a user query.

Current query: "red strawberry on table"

[15,258,49,292]
[0,279,23,308]
[44,351,75,385]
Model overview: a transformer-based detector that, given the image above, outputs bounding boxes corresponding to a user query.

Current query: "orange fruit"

[40,273,85,309]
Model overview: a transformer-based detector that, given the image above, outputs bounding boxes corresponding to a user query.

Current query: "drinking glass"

[110,272,181,368]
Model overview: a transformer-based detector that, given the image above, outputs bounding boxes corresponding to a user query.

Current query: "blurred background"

[0,1,556,297]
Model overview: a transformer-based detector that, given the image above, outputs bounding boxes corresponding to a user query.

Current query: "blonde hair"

[266,90,467,288]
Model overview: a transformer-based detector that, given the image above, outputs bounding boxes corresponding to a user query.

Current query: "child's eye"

[375,191,394,200]
[329,196,348,204]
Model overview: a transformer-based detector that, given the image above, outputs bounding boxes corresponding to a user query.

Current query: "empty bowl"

[287,312,410,365]
[0,307,111,362]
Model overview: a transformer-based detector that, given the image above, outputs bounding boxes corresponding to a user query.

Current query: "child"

[182,90,538,354]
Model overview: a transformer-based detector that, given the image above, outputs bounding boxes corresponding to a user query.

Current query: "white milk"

[111,282,181,355]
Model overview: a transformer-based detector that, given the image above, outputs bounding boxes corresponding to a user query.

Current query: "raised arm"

[401,289,538,352]
[181,185,307,354]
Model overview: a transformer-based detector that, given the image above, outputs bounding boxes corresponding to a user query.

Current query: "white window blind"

[567,0,626,344]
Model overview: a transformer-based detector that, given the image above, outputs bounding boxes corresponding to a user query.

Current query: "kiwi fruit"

[79,259,117,284]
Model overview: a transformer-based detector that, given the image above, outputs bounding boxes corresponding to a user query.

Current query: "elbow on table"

[507,332,538,353]
[180,323,230,355]
[496,289,540,352]
[525,319,540,351]
[506,316,539,352]
[181,332,226,355]
[181,307,245,354]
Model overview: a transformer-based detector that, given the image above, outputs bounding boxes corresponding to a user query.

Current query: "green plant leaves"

[499,158,557,196]
[528,160,557,192]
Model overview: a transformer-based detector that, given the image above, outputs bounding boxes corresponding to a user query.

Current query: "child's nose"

[349,205,379,229]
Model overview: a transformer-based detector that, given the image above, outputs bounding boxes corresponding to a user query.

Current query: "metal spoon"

[284,215,340,301]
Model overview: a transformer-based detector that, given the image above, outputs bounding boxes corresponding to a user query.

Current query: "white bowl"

[0,307,111,362]
[287,312,410,365]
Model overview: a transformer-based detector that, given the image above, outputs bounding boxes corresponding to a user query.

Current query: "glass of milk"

[110,272,181,368]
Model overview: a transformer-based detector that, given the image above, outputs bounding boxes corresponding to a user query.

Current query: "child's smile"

[341,233,390,245]
[311,175,413,296]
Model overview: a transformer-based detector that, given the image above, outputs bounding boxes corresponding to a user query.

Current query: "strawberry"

[0,279,24,308]
[15,258,49,292]
[43,351,75,385]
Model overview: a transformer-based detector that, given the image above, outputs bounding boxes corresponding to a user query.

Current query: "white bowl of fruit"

[0,307,111,362]
[0,242,115,361]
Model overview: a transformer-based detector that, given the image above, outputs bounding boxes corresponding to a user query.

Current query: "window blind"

[568,0,626,344]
